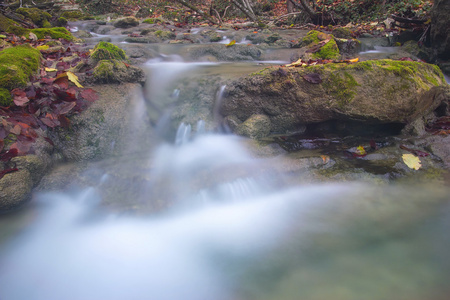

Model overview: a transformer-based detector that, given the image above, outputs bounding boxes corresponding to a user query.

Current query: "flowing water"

[1,42,450,300]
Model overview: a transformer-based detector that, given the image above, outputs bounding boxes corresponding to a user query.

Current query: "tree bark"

[230,0,257,21]
[291,0,318,21]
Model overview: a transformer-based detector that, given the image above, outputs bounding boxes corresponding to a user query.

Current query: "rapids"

[1,37,450,300]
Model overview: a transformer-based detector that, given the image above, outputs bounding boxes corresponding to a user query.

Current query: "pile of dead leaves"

[0,33,98,179]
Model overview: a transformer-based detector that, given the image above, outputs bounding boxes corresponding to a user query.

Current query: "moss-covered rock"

[91,41,127,62]
[56,17,68,27]
[16,7,52,28]
[31,27,74,41]
[295,30,341,60]
[155,30,176,40]
[60,10,84,20]
[114,17,139,28]
[0,45,41,90]
[93,59,145,84]
[236,114,272,139]
[0,88,12,106]
[0,14,18,32]
[332,27,353,39]
[142,18,162,24]
[221,59,448,137]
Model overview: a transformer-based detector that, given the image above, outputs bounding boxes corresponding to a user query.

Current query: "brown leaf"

[10,124,21,135]
[80,88,99,102]
[303,73,322,84]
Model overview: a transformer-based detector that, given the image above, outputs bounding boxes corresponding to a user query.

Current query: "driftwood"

[391,14,427,24]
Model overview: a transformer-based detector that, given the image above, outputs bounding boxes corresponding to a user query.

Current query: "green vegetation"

[56,17,68,27]
[92,59,128,83]
[6,26,74,41]
[0,45,41,90]
[0,14,18,32]
[324,71,360,106]
[154,30,176,40]
[16,7,52,28]
[91,41,127,62]
[0,88,12,106]
[32,27,74,40]
[60,11,85,20]
[299,30,340,60]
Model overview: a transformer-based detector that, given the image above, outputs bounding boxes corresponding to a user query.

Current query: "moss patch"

[60,11,84,20]
[155,30,175,40]
[16,7,52,28]
[323,71,359,106]
[31,27,73,41]
[91,41,127,62]
[0,45,41,90]
[92,59,127,83]
[299,30,340,60]
[0,88,12,106]
[0,14,18,32]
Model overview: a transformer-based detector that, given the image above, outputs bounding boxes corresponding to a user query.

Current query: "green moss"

[0,14,18,32]
[155,30,175,40]
[56,17,68,27]
[0,45,41,90]
[7,25,30,37]
[60,11,84,21]
[91,41,126,62]
[332,27,352,39]
[324,71,359,106]
[0,88,12,106]
[31,27,74,41]
[16,7,51,28]
[143,18,155,24]
[313,38,340,60]
[92,59,127,83]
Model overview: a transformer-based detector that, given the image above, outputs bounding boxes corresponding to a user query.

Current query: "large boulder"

[220,59,448,137]
[431,0,450,61]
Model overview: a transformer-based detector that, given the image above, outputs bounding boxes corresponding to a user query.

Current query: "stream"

[1,26,450,300]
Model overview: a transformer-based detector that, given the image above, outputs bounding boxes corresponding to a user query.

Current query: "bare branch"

[172,0,219,24]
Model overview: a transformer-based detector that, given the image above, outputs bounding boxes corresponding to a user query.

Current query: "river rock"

[431,0,450,61]
[114,17,139,29]
[0,170,33,212]
[186,44,262,61]
[220,59,448,137]
[50,83,153,161]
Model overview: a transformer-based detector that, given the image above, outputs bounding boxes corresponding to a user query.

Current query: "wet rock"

[50,83,152,161]
[11,155,49,185]
[124,36,160,44]
[186,44,262,61]
[430,0,450,60]
[113,17,139,29]
[0,170,33,212]
[92,60,145,84]
[221,60,447,137]
[236,114,271,139]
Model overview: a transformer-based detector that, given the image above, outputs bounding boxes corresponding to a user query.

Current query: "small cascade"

[175,122,192,146]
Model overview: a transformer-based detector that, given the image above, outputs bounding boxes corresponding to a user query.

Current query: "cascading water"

[1,48,450,300]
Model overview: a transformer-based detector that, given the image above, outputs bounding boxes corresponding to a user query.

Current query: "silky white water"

[1,53,450,300]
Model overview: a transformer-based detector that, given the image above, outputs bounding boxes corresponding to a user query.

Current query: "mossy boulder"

[142,18,162,24]
[60,11,84,21]
[221,59,448,137]
[16,7,52,28]
[7,26,74,41]
[93,59,145,84]
[91,41,127,62]
[155,30,176,40]
[0,45,41,91]
[56,17,68,27]
[294,30,340,60]
[0,88,12,106]
[114,17,139,28]
[0,14,18,32]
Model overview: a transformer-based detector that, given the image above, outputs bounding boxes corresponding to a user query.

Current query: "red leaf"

[0,168,19,180]
[54,76,69,89]
[41,77,55,85]
[11,88,29,107]
[303,73,322,84]
[54,101,76,115]
[0,139,3,152]
[0,148,18,162]
[58,115,70,128]
[80,88,99,102]
[54,88,77,102]
[400,145,429,157]
[44,137,54,146]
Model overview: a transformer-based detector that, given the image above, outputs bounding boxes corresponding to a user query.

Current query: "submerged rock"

[221,59,448,137]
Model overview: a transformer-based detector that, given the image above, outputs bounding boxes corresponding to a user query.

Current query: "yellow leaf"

[348,57,359,63]
[402,154,422,170]
[226,40,236,47]
[37,45,49,51]
[285,58,306,67]
[45,67,58,72]
[356,145,366,155]
[67,71,83,88]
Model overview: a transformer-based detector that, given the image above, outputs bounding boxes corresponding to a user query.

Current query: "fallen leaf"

[402,154,421,170]
[80,88,99,102]
[67,71,83,88]
[320,155,330,163]
[286,58,306,67]
[400,145,429,157]
[37,45,50,51]
[45,67,58,72]
[303,73,322,84]
[226,40,236,47]
[347,57,359,63]
[356,145,367,155]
